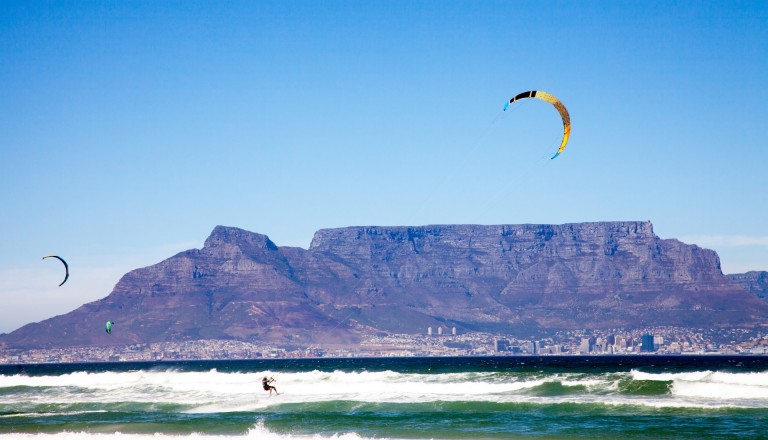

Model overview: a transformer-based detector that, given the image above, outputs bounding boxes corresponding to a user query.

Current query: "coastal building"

[495,339,510,352]
[615,336,627,352]
[641,334,655,352]
[595,337,604,353]
[579,338,590,353]
[667,342,681,353]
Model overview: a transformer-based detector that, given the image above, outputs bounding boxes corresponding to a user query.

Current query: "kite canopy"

[43,255,69,287]
[504,90,571,159]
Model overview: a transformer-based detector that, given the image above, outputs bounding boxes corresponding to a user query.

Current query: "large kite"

[503,90,571,159]
[43,255,69,287]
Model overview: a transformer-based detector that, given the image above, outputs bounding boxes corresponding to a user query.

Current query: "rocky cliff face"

[728,271,768,300]
[305,222,755,332]
[2,222,766,349]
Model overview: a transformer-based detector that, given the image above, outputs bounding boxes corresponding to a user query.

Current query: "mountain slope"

[2,222,765,349]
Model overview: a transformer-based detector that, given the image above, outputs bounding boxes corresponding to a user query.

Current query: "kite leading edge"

[504,90,571,159]
[43,255,69,287]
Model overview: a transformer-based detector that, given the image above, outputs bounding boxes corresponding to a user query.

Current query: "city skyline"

[3,324,765,364]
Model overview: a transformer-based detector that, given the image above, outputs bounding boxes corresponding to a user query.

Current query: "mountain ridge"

[2,221,766,350]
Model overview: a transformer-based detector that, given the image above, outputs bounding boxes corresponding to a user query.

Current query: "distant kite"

[105,321,114,334]
[504,90,571,159]
[42,255,69,287]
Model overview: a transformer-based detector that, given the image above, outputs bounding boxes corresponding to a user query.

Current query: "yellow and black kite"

[504,91,571,159]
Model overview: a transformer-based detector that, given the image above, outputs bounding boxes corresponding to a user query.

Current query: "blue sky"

[1,1,766,333]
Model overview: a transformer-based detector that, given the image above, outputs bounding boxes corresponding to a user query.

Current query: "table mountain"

[2,221,766,349]
[728,271,768,300]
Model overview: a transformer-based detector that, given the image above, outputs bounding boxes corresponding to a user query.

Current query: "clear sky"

[1,1,766,333]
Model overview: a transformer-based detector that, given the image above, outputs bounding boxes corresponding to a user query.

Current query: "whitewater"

[1,356,767,439]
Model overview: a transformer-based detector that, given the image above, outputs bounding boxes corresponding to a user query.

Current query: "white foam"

[628,369,768,404]
[0,410,107,418]
[1,369,549,409]
[630,369,714,382]
[0,423,389,439]
[3,368,768,412]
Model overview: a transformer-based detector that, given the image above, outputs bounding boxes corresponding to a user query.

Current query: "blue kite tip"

[503,102,509,111]
[550,152,560,160]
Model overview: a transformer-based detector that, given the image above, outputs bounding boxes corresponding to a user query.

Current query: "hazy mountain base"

[2,221,767,350]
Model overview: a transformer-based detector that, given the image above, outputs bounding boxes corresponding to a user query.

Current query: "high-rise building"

[437,327,443,336]
[595,337,604,353]
[452,327,456,335]
[495,339,510,352]
[579,338,590,353]
[641,334,655,352]
[427,327,433,336]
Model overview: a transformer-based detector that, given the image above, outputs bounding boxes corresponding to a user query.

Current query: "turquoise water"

[1,356,767,439]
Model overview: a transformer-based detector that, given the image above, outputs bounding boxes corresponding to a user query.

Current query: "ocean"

[1,356,767,439]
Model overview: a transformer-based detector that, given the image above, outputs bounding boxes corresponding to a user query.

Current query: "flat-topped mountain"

[728,271,768,300]
[2,221,766,349]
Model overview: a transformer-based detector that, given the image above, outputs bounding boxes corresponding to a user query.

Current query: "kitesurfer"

[262,376,278,396]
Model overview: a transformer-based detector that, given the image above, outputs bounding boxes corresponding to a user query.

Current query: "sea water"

[1,356,767,439]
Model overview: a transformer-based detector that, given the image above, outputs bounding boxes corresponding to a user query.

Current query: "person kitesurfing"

[262,376,278,396]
